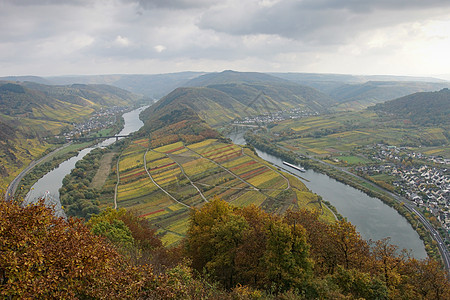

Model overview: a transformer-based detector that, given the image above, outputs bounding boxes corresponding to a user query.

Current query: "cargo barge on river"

[282,161,306,172]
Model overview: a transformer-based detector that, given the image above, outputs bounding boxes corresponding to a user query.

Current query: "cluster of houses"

[61,106,127,140]
[355,144,450,231]
[233,108,319,125]
[392,166,449,212]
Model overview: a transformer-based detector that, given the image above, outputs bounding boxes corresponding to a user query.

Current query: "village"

[60,106,128,140]
[354,144,450,231]
[233,108,319,125]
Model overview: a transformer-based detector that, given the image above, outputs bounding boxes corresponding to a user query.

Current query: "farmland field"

[269,110,449,159]
[115,138,329,246]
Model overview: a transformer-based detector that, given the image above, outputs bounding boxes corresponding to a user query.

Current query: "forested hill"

[141,87,257,127]
[20,82,141,107]
[141,71,334,127]
[138,87,221,144]
[185,70,336,108]
[371,88,450,125]
[0,81,141,118]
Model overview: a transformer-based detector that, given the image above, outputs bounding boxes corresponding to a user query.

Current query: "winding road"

[4,142,72,201]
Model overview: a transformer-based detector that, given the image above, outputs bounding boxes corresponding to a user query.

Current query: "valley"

[3,70,449,272]
[4,1,450,297]
[0,80,143,192]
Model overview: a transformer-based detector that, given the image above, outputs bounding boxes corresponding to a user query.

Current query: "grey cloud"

[2,0,90,6]
[303,0,450,12]
[132,0,220,10]
[1,0,449,76]
[198,0,450,45]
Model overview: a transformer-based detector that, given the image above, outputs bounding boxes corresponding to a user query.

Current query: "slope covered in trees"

[2,197,449,299]
[371,88,450,126]
[0,81,139,118]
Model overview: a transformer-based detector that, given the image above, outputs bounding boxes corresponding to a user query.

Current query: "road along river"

[227,130,427,259]
[23,106,148,218]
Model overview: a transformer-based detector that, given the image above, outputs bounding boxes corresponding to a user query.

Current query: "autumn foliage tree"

[86,208,183,271]
[186,198,313,293]
[187,200,450,299]
[0,199,156,298]
[2,196,449,299]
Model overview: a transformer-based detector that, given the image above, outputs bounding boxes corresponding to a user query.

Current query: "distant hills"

[185,70,288,86]
[0,81,140,121]
[143,71,334,127]
[38,72,203,100]
[327,81,450,110]
[371,88,450,126]
[3,71,448,110]
[271,73,450,110]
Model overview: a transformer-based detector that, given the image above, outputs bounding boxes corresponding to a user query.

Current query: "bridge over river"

[67,134,131,142]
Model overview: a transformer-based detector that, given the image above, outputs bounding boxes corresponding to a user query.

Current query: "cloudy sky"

[1,0,450,77]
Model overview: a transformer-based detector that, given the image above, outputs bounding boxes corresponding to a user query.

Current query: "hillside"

[186,70,335,107]
[185,70,289,86]
[0,81,143,191]
[143,71,335,127]
[141,87,254,127]
[330,81,450,110]
[271,72,450,110]
[0,81,140,119]
[21,82,141,107]
[371,88,450,126]
[45,72,205,99]
[0,75,52,85]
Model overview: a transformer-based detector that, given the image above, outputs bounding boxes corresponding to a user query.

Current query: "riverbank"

[23,105,149,220]
[13,116,127,202]
[244,131,440,261]
[5,142,74,201]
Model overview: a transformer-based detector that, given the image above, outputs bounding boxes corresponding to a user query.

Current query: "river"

[227,130,427,259]
[23,106,148,217]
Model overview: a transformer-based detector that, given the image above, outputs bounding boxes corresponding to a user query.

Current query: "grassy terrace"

[115,138,333,246]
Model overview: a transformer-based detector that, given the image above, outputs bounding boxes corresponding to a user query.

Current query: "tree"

[263,217,313,293]
[87,208,164,265]
[206,213,248,289]
[399,258,450,300]
[370,238,404,290]
[328,220,371,272]
[284,209,332,275]
[186,198,313,293]
[0,199,151,298]
[186,197,233,272]
[234,205,271,287]
[330,266,388,299]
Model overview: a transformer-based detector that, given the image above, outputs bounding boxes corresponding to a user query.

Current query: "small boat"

[282,161,306,172]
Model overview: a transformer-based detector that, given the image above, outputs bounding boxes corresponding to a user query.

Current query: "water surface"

[227,130,427,259]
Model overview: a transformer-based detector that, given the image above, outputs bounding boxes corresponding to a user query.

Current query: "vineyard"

[115,138,331,245]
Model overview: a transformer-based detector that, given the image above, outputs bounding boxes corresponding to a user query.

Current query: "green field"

[335,155,372,165]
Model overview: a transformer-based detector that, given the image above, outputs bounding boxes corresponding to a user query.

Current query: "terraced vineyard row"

[115,138,334,245]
